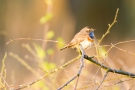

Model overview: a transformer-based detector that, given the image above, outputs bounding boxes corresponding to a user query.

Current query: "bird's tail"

[60,46,67,51]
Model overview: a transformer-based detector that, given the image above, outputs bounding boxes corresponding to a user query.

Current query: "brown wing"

[68,32,86,47]
[60,27,90,51]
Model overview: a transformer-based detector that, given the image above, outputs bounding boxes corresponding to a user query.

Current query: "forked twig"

[58,44,85,90]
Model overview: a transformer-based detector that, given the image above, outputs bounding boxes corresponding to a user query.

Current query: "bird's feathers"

[60,26,95,51]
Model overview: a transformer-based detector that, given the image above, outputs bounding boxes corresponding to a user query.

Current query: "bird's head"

[81,26,95,39]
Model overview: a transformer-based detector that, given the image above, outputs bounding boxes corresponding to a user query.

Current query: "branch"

[58,45,85,90]
[84,55,135,78]
[6,38,64,45]
[98,8,119,45]
[6,56,80,90]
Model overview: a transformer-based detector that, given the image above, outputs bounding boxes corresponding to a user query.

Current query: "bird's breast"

[80,38,93,50]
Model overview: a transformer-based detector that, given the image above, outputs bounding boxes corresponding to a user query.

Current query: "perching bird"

[60,26,95,51]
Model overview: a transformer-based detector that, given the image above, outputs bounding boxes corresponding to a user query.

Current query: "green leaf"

[33,43,46,59]
[40,13,53,24]
[46,31,54,39]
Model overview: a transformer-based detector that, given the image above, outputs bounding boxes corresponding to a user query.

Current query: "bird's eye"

[86,29,90,32]
[89,32,94,39]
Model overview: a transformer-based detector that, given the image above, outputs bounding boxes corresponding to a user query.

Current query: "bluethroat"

[60,27,95,51]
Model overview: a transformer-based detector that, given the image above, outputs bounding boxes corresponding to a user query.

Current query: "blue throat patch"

[89,32,94,39]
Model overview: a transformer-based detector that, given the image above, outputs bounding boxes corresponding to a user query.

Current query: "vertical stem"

[42,0,53,49]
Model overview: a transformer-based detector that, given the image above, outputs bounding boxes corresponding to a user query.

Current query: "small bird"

[60,26,95,51]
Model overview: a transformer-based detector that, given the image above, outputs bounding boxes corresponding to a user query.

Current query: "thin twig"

[9,56,80,90]
[8,54,135,90]
[9,52,40,77]
[95,8,119,79]
[115,79,133,85]
[78,76,130,90]
[93,62,106,86]
[93,58,114,86]
[101,78,133,89]
[98,8,119,45]
[0,53,7,82]
[0,74,12,90]
[93,67,101,84]
[58,45,85,90]
[106,43,135,56]
[129,82,135,90]
[96,70,109,90]
[58,76,78,90]
[75,77,80,90]
[6,38,64,45]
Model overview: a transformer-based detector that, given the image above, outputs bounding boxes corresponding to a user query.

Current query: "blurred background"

[0,0,135,90]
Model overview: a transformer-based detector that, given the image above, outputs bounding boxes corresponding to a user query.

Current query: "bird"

[60,26,95,52]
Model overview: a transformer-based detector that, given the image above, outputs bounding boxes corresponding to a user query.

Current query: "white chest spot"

[80,39,93,50]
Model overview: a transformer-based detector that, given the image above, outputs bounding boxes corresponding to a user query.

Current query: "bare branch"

[6,38,64,45]
[98,8,119,45]
[58,44,85,90]
[9,56,80,90]
[84,55,135,78]
[58,76,78,90]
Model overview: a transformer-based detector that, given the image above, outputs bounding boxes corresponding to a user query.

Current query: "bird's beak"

[92,29,96,31]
